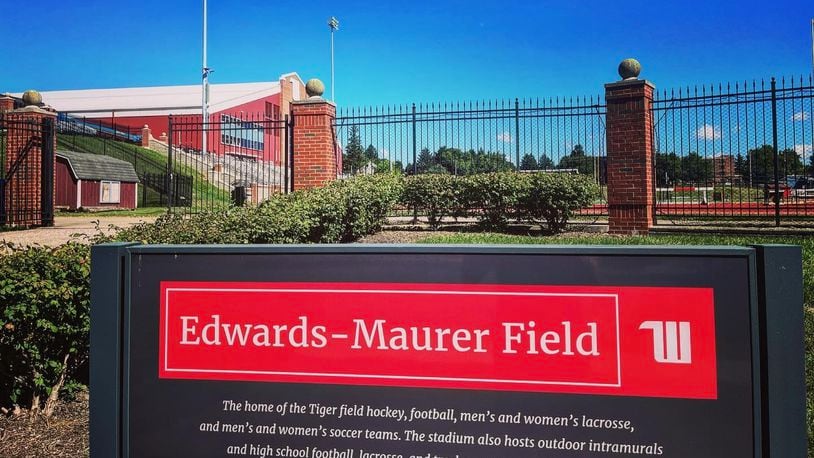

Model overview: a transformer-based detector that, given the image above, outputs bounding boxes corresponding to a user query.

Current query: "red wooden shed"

[55,150,140,210]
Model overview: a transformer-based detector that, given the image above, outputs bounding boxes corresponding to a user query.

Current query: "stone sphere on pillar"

[618,58,642,80]
[22,90,43,106]
[305,79,325,98]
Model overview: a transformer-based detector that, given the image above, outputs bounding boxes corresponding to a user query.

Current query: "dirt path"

[0,216,157,247]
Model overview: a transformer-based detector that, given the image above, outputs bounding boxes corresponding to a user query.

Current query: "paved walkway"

[0,216,157,247]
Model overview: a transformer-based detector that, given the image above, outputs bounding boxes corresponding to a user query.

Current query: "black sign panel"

[89,245,806,458]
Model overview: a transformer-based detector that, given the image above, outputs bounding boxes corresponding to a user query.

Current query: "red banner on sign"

[158,282,717,399]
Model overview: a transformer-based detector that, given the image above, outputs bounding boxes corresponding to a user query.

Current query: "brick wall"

[290,100,337,190]
[605,80,655,235]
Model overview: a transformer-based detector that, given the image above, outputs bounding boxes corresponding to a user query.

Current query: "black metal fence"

[167,114,291,213]
[0,114,55,227]
[56,115,173,208]
[335,97,607,217]
[651,76,814,225]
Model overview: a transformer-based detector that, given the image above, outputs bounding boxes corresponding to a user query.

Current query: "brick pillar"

[290,98,337,190]
[141,125,151,148]
[0,95,16,113]
[605,78,655,235]
[3,106,57,227]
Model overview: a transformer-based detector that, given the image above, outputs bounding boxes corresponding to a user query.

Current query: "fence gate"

[0,114,55,227]
[167,114,292,213]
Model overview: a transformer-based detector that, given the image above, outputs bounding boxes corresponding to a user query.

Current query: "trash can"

[231,186,247,207]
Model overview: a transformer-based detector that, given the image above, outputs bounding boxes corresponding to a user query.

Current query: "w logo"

[639,321,692,364]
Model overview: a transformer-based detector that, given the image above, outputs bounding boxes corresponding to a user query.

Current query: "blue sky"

[2,0,812,107]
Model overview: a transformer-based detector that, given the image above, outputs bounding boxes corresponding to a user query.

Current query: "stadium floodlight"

[328,17,339,102]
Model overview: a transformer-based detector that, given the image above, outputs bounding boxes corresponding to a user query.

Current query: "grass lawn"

[420,231,814,453]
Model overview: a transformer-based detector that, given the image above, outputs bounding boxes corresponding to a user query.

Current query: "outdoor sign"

[90,245,806,457]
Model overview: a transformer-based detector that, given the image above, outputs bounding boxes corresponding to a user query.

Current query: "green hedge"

[401,174,456,229]
[402,172,599,232]
[517,172,599,233]
[114,174,403,245]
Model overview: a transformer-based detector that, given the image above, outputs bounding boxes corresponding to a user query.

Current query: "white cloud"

[497,132,512,143]
[792,111,809,121]
[793,144,813,156]
[696,124,721,140]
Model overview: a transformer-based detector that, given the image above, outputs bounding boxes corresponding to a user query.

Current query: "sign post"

[90,245,806,457]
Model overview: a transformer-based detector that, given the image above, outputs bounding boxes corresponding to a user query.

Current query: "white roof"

[14,73,304,117]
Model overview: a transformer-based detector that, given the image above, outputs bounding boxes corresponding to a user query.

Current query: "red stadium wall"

[85,93,284,164]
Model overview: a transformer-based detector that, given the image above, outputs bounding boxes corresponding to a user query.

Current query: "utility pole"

[328,17,339,103]
[202,0,212,155]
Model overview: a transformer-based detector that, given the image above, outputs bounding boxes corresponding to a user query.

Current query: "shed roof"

[57,150,140,183]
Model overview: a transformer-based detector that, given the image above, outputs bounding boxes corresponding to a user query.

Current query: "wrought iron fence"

[335,96,607,217]
[651,76,814,225]
[56,115,172,208]
[167,114,291,213]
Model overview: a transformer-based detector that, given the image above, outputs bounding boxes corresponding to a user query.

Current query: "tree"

[778,148,804,177]
[373,158,392,174]
[557,144,595,176]
[436,146,468,175]
[364,144,378,162]
[679,152,711,183]
[537,154,555,170]
[470,149,515,173]
[734,153,748,182]
[655,152,680,186]
[414,148,436,174]
[747,145,804,183]
[342,126,366,174]
[520,153,538,171]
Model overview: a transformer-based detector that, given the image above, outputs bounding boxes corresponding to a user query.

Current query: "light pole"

[202,0,212,155]
[328,16,339,103]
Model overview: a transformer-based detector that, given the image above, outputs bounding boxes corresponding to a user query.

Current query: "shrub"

[248,198,313,243]
[0,243,90,416]
[462,172,527,230]
[115,174,402,245]
[339,174,403,240]
[401,174,456,229]
[517,173,599,233]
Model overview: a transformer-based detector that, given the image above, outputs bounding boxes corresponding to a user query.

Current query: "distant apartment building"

[708,154,736,181]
